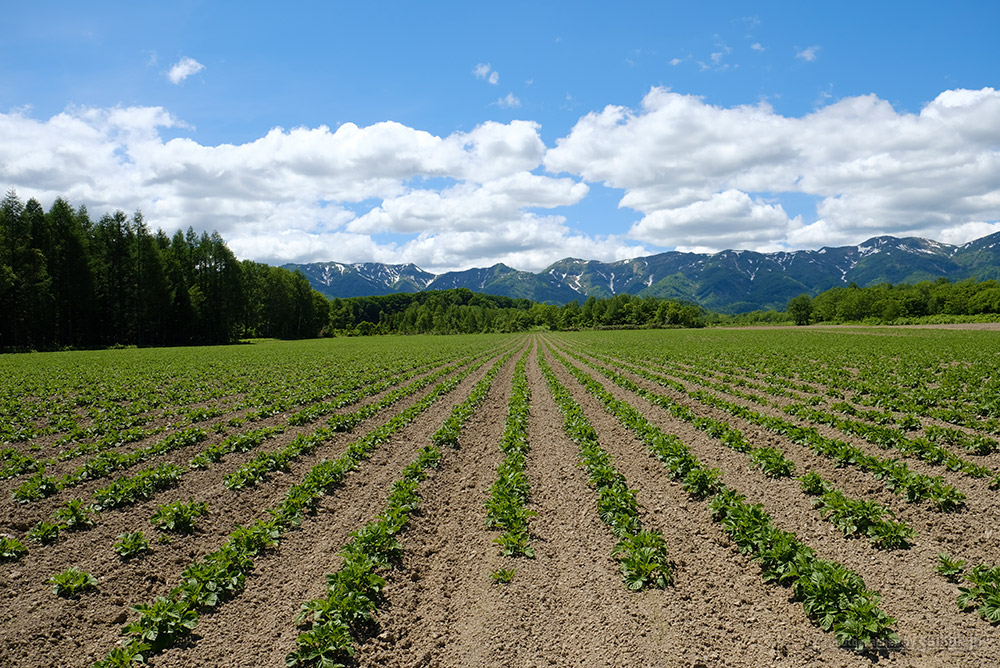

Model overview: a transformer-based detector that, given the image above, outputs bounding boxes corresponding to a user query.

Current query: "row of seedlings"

[6,356,493,560]
[287,348,516,666]
[537,346,673,591]
[222,355,496,491]
[575,347,967,512]
[548,341,899,653]
[92,347,509,667]
[549,345,917,552]
[485,349,533,583]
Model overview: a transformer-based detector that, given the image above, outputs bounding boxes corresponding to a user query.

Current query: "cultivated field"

[1,328,999,667]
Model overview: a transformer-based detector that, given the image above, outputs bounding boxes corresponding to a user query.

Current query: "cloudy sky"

[2,1,999,272]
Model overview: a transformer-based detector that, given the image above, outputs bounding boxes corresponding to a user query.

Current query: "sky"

[2,1,999,273]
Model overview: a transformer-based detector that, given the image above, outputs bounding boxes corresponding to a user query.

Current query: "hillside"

[284,232,1000,313]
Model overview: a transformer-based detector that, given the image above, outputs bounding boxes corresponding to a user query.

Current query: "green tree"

[787,293,814,326]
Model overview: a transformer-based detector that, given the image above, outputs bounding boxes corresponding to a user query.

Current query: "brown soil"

[545,336,1000,667]
[2,333,999,668]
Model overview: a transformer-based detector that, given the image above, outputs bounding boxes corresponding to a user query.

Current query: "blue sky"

[2,1,999,272]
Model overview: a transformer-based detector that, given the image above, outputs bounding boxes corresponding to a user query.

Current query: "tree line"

[786,278,1000,325]
[0,190,327,350]
[0,190,710,350]
[329,290,706,335]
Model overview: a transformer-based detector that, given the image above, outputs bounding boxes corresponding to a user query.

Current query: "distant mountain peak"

[284,231,1000,313]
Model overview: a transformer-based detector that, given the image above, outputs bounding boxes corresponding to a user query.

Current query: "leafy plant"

[0,535,28,561]
[52,498,96,530]
[27,520,61,545]
[150,498,209,533]
[12,471,59,503]
[91,641,150,668]
[124,596,199,652]
[285,619,354,668]
[957,563,1000,624]
[936,553,966,582]
[490,568,516,584]
[682,466,722,499]
[613,530,674,590]
[114,531,151,559]
[50,566,98,597]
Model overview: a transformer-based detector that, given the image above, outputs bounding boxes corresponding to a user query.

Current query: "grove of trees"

[0,190,328,350]
[785,279,1000,325]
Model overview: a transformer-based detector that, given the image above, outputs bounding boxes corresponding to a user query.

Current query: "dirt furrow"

[0,356,498,668]
[547,340,1000,667]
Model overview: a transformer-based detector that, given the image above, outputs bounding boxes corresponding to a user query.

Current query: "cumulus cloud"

[546,86,1000,251]
[0,105,637,272]
[796,45,820,62]
[3,86,999,272]
[167,57,205,84]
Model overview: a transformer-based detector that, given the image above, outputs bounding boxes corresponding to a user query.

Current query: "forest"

[0,190,327,350]
[0,190,707,350]
[4,188,1000,351]
[784,279,1000,326]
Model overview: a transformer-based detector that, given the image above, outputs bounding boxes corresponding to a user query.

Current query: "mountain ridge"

[283,231,1000,313]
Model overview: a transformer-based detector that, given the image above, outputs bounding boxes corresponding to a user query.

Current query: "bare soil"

[2,334,998,668]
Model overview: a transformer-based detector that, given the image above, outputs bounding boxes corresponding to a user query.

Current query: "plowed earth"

[2,332,998,668]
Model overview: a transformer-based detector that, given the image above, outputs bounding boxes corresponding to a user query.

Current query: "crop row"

[784,403,992,479]
[222,357,489,491]
[485,350,534,564]
[92,346,511,667]
[543,340,899,652]
[538,346,673,591]
[575,348,967,512]
[552,347,797,479]
[549,345,917,552]
[599,347,996,485]
[288,349,515,666]
[12,427,208,503]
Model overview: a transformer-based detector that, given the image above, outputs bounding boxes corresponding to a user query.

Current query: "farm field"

[2,328,999,667]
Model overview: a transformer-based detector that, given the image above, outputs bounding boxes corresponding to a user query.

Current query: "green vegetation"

[546,339,900,651]
[490,568,516,585]
[0,190,329,351]
[936,553,966,582]
[52,498,97,531]
[150,499,209,534]
[485,351,535,562]
[49,566,98,597]
[538,346,673,591]
[786,278,1000,326]
[956,564,1000,624]
[0,535,28,561]
[114,531,151,559]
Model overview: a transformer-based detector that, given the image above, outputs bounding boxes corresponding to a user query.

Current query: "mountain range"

[283,232,1000,313]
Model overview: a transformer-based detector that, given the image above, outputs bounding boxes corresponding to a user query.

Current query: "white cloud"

[796,45,820,62]
[669,58,683,66]
[750,42,764,52]
[629,190,798,248]
[473,63,499,85]
[497,92,521,108]
[0,105,645,272]
[3,86,999,272]
[545,86,1000,252]
[167,57,205,84]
